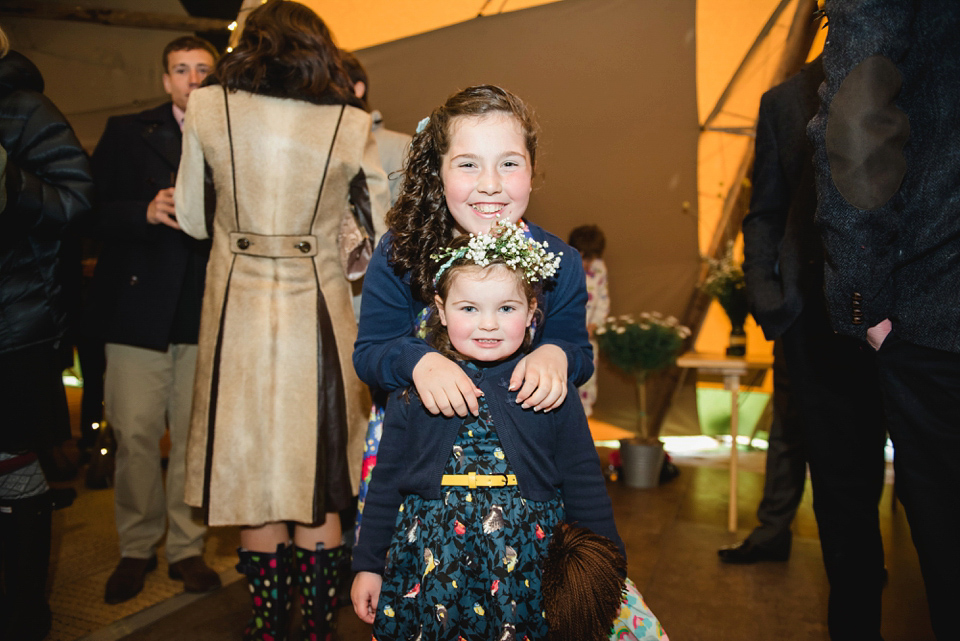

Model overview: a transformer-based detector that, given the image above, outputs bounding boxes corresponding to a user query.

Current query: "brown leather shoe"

[168,555,222,593]
[105,556,157,604]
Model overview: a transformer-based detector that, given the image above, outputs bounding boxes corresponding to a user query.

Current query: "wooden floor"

[70,458,935,641]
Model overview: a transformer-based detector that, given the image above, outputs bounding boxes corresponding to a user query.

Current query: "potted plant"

[596,312,690,487]
[702,241,749,355]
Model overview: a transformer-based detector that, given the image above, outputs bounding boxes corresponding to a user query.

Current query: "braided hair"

[542,524,627,641]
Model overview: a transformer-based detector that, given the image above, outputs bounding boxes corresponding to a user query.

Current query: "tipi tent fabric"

[350,0,701,427]
[2,0,821,431]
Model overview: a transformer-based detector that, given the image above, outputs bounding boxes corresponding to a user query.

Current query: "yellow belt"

[440,473,518,488]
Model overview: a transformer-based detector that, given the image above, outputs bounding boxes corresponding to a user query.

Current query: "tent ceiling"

[288,0,562,51]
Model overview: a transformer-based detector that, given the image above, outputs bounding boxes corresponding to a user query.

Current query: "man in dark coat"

[0,33,94,641]
[811,2,960,638]
[89,35,221,604]
[736,56,888,639]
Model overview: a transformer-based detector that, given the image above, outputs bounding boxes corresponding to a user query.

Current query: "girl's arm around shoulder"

[528,224,594,386]
[353,235,436,390]
[554,396,625,559]
[351,391,411,574]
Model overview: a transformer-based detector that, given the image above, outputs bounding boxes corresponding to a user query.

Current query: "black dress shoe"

[718,539,790,564]
[105,556,158,604]
[168,555,222,593]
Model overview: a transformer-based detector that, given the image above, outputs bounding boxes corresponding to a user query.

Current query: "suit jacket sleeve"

[811,0,914,339]
[92,116,159,242]
[741,92,799,340]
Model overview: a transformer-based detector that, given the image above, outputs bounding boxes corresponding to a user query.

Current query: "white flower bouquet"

[596,313,690,443]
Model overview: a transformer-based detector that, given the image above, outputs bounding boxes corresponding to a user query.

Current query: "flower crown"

[430,219,562,287]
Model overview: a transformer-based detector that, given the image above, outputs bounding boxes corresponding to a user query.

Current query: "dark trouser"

[747,338,806,549]
[781,299,887,641]
[0,492,53,641]
[875,333,960,641]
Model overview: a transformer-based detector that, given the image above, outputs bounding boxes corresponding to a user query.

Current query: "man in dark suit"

[734,56,888,639]
[812,2,960,638]
[89,35,221,604]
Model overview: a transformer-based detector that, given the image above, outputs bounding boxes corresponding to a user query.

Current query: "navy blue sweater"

[353,222,594,392]
[352,355,624,575]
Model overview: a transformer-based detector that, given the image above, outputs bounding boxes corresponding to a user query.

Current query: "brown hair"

[542,524,627,641]
[386,85,540,303]
[568,225,606,260]
[339,50,369,109]
[161,35,219,73]
[426,237,541,361]
[213,0,359,107]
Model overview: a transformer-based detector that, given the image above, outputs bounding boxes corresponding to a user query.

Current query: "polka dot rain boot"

[295,543,345,641]
[235,543,293,641]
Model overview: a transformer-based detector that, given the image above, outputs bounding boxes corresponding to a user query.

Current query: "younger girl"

[351,223,623,639]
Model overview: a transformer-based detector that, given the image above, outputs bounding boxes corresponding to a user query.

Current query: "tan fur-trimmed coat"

[175,86,388,526]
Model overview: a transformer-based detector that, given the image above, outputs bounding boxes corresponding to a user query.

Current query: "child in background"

[568,225,610,416]
[352,223,623,640]
[543,524,669,641]
[353,85,594,540]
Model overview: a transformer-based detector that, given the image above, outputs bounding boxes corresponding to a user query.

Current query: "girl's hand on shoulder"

[352,571,383,624]
[413,352,483,417]
[509,344,568,412]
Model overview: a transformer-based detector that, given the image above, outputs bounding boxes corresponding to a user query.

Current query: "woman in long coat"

[173,2,388,638]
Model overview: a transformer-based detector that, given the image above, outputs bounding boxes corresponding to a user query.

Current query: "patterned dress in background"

[580,257,610,416]
[373,366,564,640]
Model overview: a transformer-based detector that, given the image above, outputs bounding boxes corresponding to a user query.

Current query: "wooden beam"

[0,2,231,32]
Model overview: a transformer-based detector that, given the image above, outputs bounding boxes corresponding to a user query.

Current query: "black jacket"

[741,59,825,340]
[0,51,94,354]
[812,0,960,353]
[86,102,210,350]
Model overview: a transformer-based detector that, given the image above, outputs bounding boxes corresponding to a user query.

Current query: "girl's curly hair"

[387,84,539,303]
[542,524,627,641]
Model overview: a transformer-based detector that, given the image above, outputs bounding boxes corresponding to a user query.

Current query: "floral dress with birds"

[372,365,564,640]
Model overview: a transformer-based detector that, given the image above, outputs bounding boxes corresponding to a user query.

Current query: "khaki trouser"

[104,343,205,562]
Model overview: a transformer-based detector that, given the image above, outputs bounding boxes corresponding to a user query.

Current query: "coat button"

[129,275,139,286]
[296,241,311,253]
[237,237,250,250]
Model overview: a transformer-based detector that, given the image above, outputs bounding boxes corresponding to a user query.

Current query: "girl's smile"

[440,113,533,236]
[436,265,536,363]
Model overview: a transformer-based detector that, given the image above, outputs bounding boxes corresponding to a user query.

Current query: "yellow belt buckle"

[468,472,477,489]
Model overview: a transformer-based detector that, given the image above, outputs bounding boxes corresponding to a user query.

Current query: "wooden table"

[675,351,774,532]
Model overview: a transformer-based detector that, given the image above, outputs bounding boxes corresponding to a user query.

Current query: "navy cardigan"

[353,222,594,392]
[352,355,624,575]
